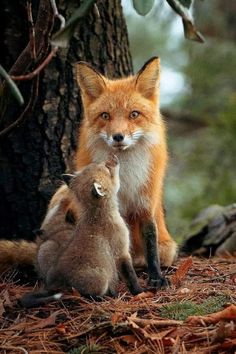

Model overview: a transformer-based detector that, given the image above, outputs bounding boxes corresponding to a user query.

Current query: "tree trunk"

[0,0,132,240]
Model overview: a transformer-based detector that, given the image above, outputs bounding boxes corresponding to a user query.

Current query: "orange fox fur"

[57,57,177,269]
[0,57,177,276]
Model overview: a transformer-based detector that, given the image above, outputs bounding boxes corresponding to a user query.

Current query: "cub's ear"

[76,62,106,100]
[135,57,160,99]
[62,174,76,186]
[92,182,106,198]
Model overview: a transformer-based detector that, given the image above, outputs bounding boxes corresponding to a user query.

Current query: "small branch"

[50,0,66,29]
[9,0,54,76]
[10,1,66,82]
[0,76,39,138]
[0,346,28,354]
[10,48,57,81]
[27,1,36,60]
[129,317,183,327]
[201,270,236,283]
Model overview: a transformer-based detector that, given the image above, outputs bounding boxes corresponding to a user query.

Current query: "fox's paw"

[131,286,145,295]
[148,276,169,290]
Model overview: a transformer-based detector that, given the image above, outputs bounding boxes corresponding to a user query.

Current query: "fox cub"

[21,155,143,307]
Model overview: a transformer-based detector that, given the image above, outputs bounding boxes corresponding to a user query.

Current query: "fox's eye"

[101,112,110,120]
[130,111,140,119]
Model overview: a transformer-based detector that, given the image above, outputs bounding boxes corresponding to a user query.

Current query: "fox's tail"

[20,290,62,308]
[0,239,37,273]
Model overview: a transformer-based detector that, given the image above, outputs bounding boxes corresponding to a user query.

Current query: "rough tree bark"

[0,0,132,240]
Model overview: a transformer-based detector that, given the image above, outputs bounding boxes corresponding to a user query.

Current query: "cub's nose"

[112,133,124,142]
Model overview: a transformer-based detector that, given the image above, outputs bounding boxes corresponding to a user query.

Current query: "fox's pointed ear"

[135,57,160,99]
[76,62,106,100]
[62,174,76,186]
[92,182,106,198]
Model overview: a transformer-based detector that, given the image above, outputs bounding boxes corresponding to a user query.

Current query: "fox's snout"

[112,133,124,143]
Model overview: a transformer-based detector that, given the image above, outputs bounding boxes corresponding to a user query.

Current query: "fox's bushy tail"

[0,240,37,273]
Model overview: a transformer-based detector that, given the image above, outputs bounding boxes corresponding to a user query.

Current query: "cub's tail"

[20,290,62,308]
[0,239,37,273]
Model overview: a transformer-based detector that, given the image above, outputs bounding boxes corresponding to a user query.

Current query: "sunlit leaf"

[166,0,204,43]
[0,65,24,105]
[51,0,96,48]
[132,0,155,16]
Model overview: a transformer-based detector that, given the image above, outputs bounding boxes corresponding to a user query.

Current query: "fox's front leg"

[118,255,144,295]
[141,219,168,289]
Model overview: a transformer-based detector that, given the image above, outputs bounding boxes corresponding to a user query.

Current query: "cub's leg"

[118,255,143,295]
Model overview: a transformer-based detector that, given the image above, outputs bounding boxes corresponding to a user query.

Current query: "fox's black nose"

[113,133,124,142]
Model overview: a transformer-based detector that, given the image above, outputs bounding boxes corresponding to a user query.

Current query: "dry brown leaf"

[56,323,68,335]
[119,334,137,345]
[25,310,62,332]
[172,257,193,287]
[130,291,154,301]
[111,312,124,326]
[211,321,236,343]
[187,304,236,324]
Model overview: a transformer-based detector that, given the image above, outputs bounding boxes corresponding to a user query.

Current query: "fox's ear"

[76,62,106,100]
[62,174,76,186]
[92,182,106,198]
[135,57,160,99]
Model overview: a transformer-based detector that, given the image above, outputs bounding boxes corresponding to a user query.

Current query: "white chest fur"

[91,141,151,216]
[117,147,151,215]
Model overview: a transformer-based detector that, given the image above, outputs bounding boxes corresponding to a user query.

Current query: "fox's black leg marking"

[141,221,168,289]
[119,257,144,295]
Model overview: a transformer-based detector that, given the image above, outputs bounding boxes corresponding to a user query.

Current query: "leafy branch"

[132,0,204,43]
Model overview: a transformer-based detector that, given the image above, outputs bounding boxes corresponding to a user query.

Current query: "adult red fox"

[0,57,177,286]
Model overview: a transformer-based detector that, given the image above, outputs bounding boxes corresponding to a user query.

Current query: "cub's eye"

[130,111,140,119]
[101,112,110,120]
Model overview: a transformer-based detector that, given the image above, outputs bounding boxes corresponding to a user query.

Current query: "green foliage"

[68,344,104,354]
[131,0,203,42]
[132,0,155,16]
[159,294,230,321]
[160,301,200,320]
[0,65,24,106]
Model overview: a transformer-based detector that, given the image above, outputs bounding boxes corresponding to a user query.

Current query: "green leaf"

[0,65,24,106]
[166,0,204,43]
[132,0,155,16]
[178,0,192,8]
[51,0,96,48]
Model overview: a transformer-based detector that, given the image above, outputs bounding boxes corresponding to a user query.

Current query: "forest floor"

[0,256,235,354]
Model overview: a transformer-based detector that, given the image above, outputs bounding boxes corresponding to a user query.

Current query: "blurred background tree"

[123,0,236,240]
